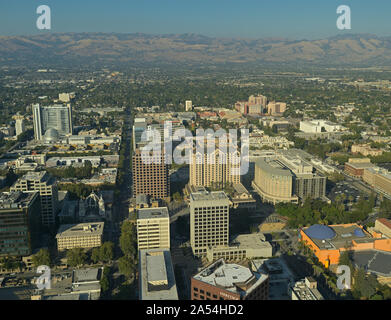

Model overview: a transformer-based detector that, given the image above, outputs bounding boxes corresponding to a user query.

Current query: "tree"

[100,266,111,293]
[118,256,135,279]
[100,242,114,262]
[32,248,51,267]
[66,248,87,267]
[119,221,137,258]
[91,248,101,264]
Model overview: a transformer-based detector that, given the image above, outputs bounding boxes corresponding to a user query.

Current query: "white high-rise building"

[190,191,230,258]
[32,103,73,141]
[185,100,193,111]
[13,115,25,137]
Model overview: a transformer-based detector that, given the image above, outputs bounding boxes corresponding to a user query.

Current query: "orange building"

[300,222,391,267]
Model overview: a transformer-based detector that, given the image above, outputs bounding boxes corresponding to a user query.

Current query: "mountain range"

[1,32,391,67]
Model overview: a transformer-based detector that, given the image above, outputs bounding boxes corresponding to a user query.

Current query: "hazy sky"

[1,0,390,39]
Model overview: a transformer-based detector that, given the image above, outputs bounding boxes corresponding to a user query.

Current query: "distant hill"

[1,32,391,67]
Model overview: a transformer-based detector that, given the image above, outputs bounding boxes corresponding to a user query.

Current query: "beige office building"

[10,171,59,227]
[56,222,104,251]
[190,191,230,258]
[189,147,241,188]
[137,207,170,250]
[252,157,298,205]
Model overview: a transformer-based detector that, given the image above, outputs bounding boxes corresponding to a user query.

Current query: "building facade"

[56,222,104,251]
[189,147,241,188]
[132,148,170,201]
[190,191,230,258]
[137,207,170,250]
[10,171,59,227]
[33,103,73,141]
[191,259,269,300]
[0,191,41,257]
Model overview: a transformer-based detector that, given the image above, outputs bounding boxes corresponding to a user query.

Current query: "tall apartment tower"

[189,143,241,188]
[10,171,59,227]
[132,148,170,201]
[32,103,73,141]
[185,100,193,111]
[0,191,41,257]
[136,207,170,250]
[190,191,230,258]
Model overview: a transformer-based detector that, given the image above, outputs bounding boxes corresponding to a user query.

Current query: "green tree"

[100,242,114,262]
[118,256,135,279]
[66,248,87,267]
[32,248,51,267]
[91,248,101,264]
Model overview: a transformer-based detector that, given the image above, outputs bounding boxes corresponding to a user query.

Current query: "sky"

[0,0,390,39]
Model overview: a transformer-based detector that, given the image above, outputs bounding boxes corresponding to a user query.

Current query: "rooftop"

[303,224,373,250]
[137,207,169,220]
[73,268,102,283]
[193,259,268,298]
[190,191,229,203]
[139,249,178,300]
[56,222,104,238]
[0,191,38,210]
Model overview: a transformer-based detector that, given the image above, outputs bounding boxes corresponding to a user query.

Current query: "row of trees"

[275,196,375,228]
[118,221,138,279]
[47,161,94,180]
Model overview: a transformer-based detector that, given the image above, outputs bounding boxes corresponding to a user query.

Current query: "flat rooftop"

[190,191,229,203]
[73,268,102,283]
[56,222,104,238]
[304,224,373,250]
[139,249,178,300]
[137,207,169,220]
[0,191,38,210]
[231,233,272,251]
[352,250,391,277]
[193,259,268,298]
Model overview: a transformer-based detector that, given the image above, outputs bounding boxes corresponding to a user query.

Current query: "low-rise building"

[191,258,269,300]
[289,277,324,300]
[56,222,104,251]
[139,248,178,300]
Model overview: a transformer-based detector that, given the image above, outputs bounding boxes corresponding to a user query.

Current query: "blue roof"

[305,224,336,240]
[354,228,366,238]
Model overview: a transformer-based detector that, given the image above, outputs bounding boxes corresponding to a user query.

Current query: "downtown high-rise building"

[190,191,230,258]
[0,191,41,257]
[10,171,59,227]
[189,141,241,188]
[132,148,170,201]
[32,103,73,141]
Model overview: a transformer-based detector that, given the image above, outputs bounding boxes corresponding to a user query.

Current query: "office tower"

[132,148,170,201]
[137,207,170,250]
[189,141,241,188]
[185,100,193,111]
[10,171,59,227]
[190,191,229,258]
[32,103,73,141]
[139,248,178,300]
[13,116,25,137]
[0,191,41,257]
